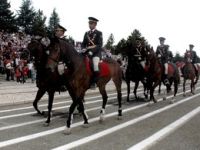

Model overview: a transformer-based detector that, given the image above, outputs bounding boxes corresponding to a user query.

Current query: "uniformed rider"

[81,17,103,88]
[156,37,171,85]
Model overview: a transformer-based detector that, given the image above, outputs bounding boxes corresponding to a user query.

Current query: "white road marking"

[0,87,198,149]
[128,106,200,150]
[0,90,130,114]
[0,105,107,131]
[0,98,109,120]
[52,93,200,150]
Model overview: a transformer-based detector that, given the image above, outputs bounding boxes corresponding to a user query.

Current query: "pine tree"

[105,33,114,49]
[127,29,148,46]
[0,0,17,32]
[48,8,60,36]
[16,0,36,34]
[32,9,47,36]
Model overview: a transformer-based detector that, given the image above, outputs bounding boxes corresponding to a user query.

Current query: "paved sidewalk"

[0,75,129,106]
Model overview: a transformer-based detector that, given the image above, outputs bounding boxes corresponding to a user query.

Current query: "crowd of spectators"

[0,31,36,83]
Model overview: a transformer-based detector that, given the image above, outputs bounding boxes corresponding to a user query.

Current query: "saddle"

[84,56,110,77]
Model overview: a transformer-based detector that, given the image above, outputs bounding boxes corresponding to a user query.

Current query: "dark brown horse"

[46,38,122,134]
[27,39,70,118]
[117,42,149,102]
[182,51,196,96]
[146,47,179,103]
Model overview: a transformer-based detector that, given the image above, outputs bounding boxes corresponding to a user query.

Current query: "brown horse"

[146,47,179,103]
[46,38,122,134]
[27,38,71,118]
[182,51,196,96]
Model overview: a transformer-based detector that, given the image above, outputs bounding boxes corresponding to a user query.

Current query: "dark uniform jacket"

[185,50,198,63]
[156,45,170,63]
[81,29,103,57]
[130,46,147,62]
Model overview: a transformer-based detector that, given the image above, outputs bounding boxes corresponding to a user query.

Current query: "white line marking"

[0,87,198,148]
[0,105,107,131]
[52,94,200,150]
[0,83,193,120]
[128,106,200,150]
[0,90,129,114]
[0,99,107,120]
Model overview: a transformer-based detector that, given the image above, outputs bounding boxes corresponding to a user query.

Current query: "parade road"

[0,81,200,150]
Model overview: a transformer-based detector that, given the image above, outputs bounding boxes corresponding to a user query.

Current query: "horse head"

[27,37,50,66]
[184,50,192,63]
[146,46,156,63]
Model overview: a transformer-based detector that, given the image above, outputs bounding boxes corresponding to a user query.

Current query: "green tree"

[114,29,149,56]
[127,29,148,46]
[48,8,60,36]
[115,38,127,55]
[32,9,47,36]
[105,33,114,49]
[16,0,36,34]
[66,36,75,46]
[0,0,17,32]
[173,52,184,62]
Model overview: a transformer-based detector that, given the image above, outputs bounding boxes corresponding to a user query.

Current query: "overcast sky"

[10,0,200,55]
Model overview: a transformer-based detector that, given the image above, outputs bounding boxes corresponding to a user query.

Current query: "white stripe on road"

[0,87,198,148]
[0,89,133,114]
[52,93,200,150]
[128,106,200,150]
[0,105,108,131]
[0,99,106,120]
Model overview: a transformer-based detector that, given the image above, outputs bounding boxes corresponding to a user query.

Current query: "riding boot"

[90,71,99,90]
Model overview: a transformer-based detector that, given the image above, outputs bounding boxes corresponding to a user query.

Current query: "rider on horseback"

[133,38,148,83]
[185,44,198,76]
[81,17,103,88]
[156,37,171,85]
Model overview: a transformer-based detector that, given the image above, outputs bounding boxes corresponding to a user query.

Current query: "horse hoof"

[147,102,152,106]
[43,122,49,127]
[82,123,89,128]
[63,127,71,135]
[118,115,122,120]
[153,99,158,103]
[41,111,45,115]
[183,93,186,97]
[169,100,174,104]
[163,97,167,101]
[99,115,105,123]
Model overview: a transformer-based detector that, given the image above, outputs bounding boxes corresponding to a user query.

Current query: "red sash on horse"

[84,57,110,77]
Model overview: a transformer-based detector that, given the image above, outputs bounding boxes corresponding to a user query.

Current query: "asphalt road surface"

[0,81,200,150]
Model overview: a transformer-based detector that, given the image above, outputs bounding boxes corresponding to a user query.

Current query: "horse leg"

[44,90,55,126]
[151,80,160,103]
[143,83,149,100]
[78,100,89,127]
[113,76,122,120]
[134,81,139,100]
[99,85,108,122]
[183,79,186,97]
[126,80,130,102]
[33,88,46,115]
[64,101,78,135]
[158,82,161,94]
[191,79,195,95]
